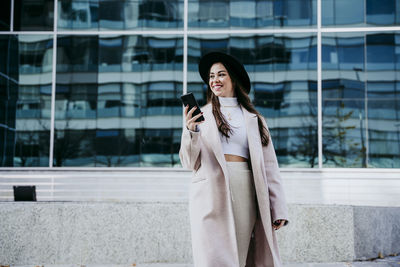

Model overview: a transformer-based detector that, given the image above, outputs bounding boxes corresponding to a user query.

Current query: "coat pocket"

[191,176,206,183]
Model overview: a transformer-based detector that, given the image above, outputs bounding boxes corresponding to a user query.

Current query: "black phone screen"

[180,92,205,122]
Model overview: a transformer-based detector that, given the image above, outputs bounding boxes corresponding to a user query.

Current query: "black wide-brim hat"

[198,52,251,94]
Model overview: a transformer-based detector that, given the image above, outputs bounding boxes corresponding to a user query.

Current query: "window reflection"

[14,0,54,31]
[0,0,10,31]
[367,0,399,25]
[55,35,183,166]
[367,34,397,70]
[188,34,317,167]
[322,0,400,27]
[322,32,400,168]
[366,33,400,167]
[58,0,184,30]
[188,0,316,29]
[322,33,367,167]
[0,35,52,167]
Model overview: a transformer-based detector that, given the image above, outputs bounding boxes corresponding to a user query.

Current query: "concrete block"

[0,203,192,265]
[353,206,400,260]
[278,204,354,262]
[1,202,399,265]
[0,203,61,264]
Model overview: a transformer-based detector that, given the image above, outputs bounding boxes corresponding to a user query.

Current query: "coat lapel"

[201,105,227,173]
[242,107,269,208]
[242,107,262,165]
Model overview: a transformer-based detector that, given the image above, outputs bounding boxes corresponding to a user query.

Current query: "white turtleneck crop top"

[218,97,249,159]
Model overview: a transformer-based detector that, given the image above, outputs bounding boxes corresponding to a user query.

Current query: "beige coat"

[179,103,289,267]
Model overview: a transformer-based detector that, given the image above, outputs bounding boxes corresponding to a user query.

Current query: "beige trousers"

[227,161,257,267]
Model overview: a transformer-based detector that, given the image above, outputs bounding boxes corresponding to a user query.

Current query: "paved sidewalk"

[283,254,400,267]
[5,255,400,267]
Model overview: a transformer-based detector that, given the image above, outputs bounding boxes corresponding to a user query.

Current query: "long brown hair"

[206,62,270,146]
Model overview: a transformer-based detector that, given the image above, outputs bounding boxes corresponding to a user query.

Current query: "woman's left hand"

[273,220,286,230]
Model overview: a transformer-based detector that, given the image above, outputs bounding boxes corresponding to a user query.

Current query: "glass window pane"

[322,0,400,27]
[322,0,364,26]
[58,0,184,30]
[188,33,318,167]
[322,32,367,167]
[14,0,54,31]
[0,0,11,31]
[188,0,316,29]
[367,34,395,70]
[366,0,397,25]
[55,35,183,167]
[0,35,52,167]
[322,32,400,168]
[366,33,400,167]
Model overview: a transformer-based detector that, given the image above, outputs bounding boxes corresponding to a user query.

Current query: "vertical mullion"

[183,0,188,95]
[49,0,58,197]
[363,0,367,166]
[364,0,367,25]
[182,0,188,125]
[49,0,57,168]
[10,0,14,32]
[317,0,323,169]
[364,34,369,167]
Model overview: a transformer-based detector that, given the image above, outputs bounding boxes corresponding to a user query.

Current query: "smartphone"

[180,92,205,122]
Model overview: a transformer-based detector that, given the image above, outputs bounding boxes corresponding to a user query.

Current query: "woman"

[179,52,289,267]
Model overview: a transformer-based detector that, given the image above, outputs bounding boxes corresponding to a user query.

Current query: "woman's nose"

[211,76,220,83]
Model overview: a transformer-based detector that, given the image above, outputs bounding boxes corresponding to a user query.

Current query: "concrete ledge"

[354,206,400,260]
[278,205,354,262]
[0,203,399,265]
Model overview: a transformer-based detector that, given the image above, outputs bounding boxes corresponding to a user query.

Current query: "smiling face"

[208,62,235,98]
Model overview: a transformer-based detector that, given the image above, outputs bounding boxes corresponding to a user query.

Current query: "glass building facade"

[1,0,399,169]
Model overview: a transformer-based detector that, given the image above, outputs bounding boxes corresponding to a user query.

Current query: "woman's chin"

[212,91,223,97]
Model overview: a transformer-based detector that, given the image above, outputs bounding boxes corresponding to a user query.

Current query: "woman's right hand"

[184,105,204,131]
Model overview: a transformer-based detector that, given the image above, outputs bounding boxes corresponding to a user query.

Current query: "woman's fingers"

[187,114,203,128]
[188,112,203,123]
[185,106,203,131]
[186,106,197,120]
[185,106,198,123]
[184,105,189,117]
[186,111,204,131]
[273,220,286,230]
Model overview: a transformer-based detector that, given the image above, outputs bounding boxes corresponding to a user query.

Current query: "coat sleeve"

[261,118,289,226]
[179,127,202,171]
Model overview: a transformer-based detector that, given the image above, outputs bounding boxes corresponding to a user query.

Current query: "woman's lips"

[212,85,222,90]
